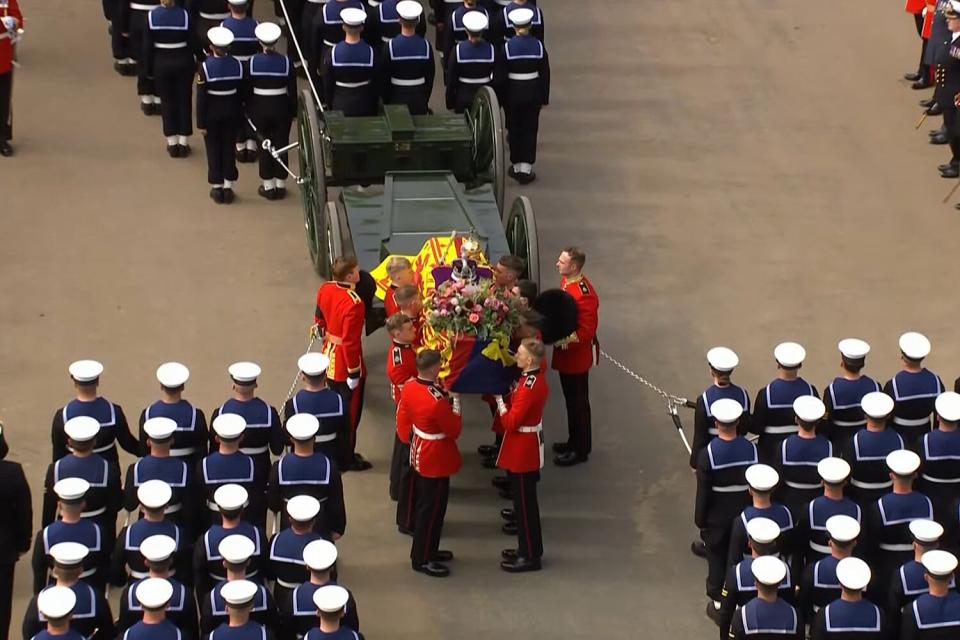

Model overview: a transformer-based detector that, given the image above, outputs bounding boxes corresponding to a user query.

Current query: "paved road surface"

[3,2,958,638]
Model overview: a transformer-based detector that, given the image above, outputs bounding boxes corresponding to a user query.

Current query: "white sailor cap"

[838,338,870,360]
[793,396,826,422]
[64,416,100,443]
[287,495,321,522]
[302,539,338,571]
[313,585,350,613]
[773,342,805,368]
[140,535,178,563]
[138,479,173,509]
[746,517,780,545]
[706,346,739,372]
[219,534,256,564]
[921,549,959,577]
[298,352,330,377]
[340,7,367,26]
[207,26,235,48]
[156,362,190,388]
[286,413,320,441]
[899,331,931,360]
[817,457,851,484]
[54,477,90,502]
[49,542,89,567]
[143,417,178,441]
[710,398,743,424]
[508,6,534,26]
[910,519,944,543]
[214,483,249,511]
[213,413,246,440]
[835,557,871,591]
[886,449,921,476]
[396,0,422,20]
[226,0,247,6]
[825,515,860,543]
[751,555,787,586]
[861,391,894,419]
[255,22,282,44]
[936,392,960,422]
[136,578,174,609]
[69,360,103,382]
[220,580,258,606]
[745,464,779,492]
[228,361,261,383]
[462,10,488,32]
[37,586,77,620]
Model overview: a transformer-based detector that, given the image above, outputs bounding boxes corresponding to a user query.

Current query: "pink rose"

[468,313,480,323]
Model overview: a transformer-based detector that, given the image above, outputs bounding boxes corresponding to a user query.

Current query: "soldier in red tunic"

[392,284,424,348]
[314,256,371,471]
[384,257,416,317]
[385,314,418,518]
[495,337,548,573]
[551,247,599,467]
[0,0,23,156]
[397,349,462,577]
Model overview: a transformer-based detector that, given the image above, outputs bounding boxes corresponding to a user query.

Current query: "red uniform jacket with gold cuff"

[496,370,549,473]
[315,281,366,382]
[551,275,599,374]
[399,379,462,477]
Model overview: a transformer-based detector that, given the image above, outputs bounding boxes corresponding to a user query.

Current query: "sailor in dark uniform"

[694,398,758,610]
[51,360,139,468]
[898,550,960,640]
[23,543,115,640]
[117,0,164,113]
[382,1,434,115]
[42,417,122,546]
[689,347,751,472]
[209,580,276,640]
[775,397,833,520]
[843,392,905,506]
[796,515,860,624]
[810,557,888,640]
[32,479,108,594]
[267,414,347,538]
[197,27,244,204]
[139,363,209,466]
[306,586,360,640]
[248,22,297,201]
[201,414,267,531]
[441,0,489,59]
[284,540,361,637]
[493,7,548,184]
[823,339,879,453]
[0,424,31,640]
[264,495,324,604]
[115,534,198,638]
[367,0,426,46]
[727,464,795,571]
[110,481,188,588]
[283,353,349,466]
[883,332,944,447]
[729,556,802,640]
[322,8,381,116]
[795,458,862,569]
[200,536,279,636]
[917,392,960,520]
[121,578,183,640]
[308,0,365,85]
[26,586,84,640]
[888,520,955,630]
[187,0,230,51]
[194,484,267,595]
[445,11,495,113]
[490,0,544,44]
[221,0,260,163]
[751,343,820,465]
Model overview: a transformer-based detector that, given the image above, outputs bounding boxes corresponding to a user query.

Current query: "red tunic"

[0,0,21,76]
[399,379,462,477]
[496,371,549,473]
[314,282,365,381]
[551,275,599,374]
[922,0,935,38]
[386,341,417,408]
[905,0,925,13]
[384,286,399,317]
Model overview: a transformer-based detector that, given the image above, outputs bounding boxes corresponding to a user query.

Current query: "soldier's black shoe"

[551,442,570,454]
[431,550,454,562]
[477,444,499,456]
[912,79,932,90]
[258,185,276,200]
[501,548,518,560]
[705,602,722,625]
[210,187,224,204]
[178,144,190,157]
[491,475,509,490]
[941,166,960,178]
[905,71,923,81]
[920,97,936,108]
[398,526,413,536]
[500,556,541,573]
[346,453,373,471]
[939,163,958,172]
[554,451,588,467]
[690,541,707,558]
[0,141,12,157]
[222,188,235,204]
[500,508,516,521]
[502,522,518,535]
[481,456,497,469]
[167,144,179,158]
[931,133,949,145]
[274,187,287,199]
[140,102,153,115]
[515,171,536,185]
[929,103,944,116]
[412,561,449,577]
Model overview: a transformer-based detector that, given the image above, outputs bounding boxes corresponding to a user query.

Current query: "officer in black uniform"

[774,397,833,519]
[0,424,31,640]
[248,22,297,201]
[322,7,381,116]
[796,515,860,624]
[489,0,544,44]
[493,6,548,184]
[283,353,349,466]
[728,556,802,640]
[823,339,879,453]
[110,481,189,588]
[751,343,820,465]
[264,495,324,604]
[918,392,960,520]
[794,458,862,570]
[283,540,361,637]
[194,484,267,595]
[843,392,905,506]
[898,550,960,640]
[197,26,244,204]
[810,557,889,640]
[883,332,944,446]
[51,360,140,468]
[689,347,751,472]
[445,10,495,113]
[209,581,275,640]
[200,414,267,530]
[887,520,953,631]
[199,536,279,636]
[140,363,209,467]
[934,7,960,178]
[382,1,434,115]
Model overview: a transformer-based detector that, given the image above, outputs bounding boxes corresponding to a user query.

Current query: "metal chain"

[600,349,691,415]
[282,332,318,407]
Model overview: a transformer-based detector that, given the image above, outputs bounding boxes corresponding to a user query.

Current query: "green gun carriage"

[295,87,540,288]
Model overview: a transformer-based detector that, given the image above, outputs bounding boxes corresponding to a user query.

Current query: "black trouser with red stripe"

[410,473,449,566]
[329,378,366,465]
[510,471,542,560]
[389,435,407,500]
[559,372,592,458]
[395,442,416,532]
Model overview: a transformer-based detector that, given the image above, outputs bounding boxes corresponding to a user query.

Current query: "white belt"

[131,568,176,579]
[306,0,326,3]
[879,543,914,552]
[130,2,156,10]
[94,441,116,454]
[381,36,391,43]
[785,480,821,490]
[82,506,107,518]
[165,503,182,514]
[80,568,97,579]
[169,446,196,457]
[508,71,539,80]
[253,87,288,96]
[713,484,748,493]
[833,419,865,427]
[276,578,300,589]
[208,89,237,96]
[413,426,445,441]
[234,54,253,62]
[391,77,426,86]
[199,11,229,19]
[894,416,931,427]
[517,423,543,434]
[764,425,798,435]
[314,433,336,443]
[241,445,269,454]
[460,75,491,84]
[922,474,960,484]
[850,478,892,490]
[155,42,187,49]
[809,541,831,555]
[323,40,337,47]
[335,80,370,88]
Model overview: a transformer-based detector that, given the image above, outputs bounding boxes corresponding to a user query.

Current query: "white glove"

[347,376,360,390]
[494,395,507,416]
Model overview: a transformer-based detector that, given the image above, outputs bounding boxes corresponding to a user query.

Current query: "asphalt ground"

[3,2,959,638]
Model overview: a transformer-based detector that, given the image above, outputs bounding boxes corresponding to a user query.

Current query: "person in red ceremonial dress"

[385,314,418,524]
[392,285,425,348]
[0,0,23,156]
[384,257,417,317]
